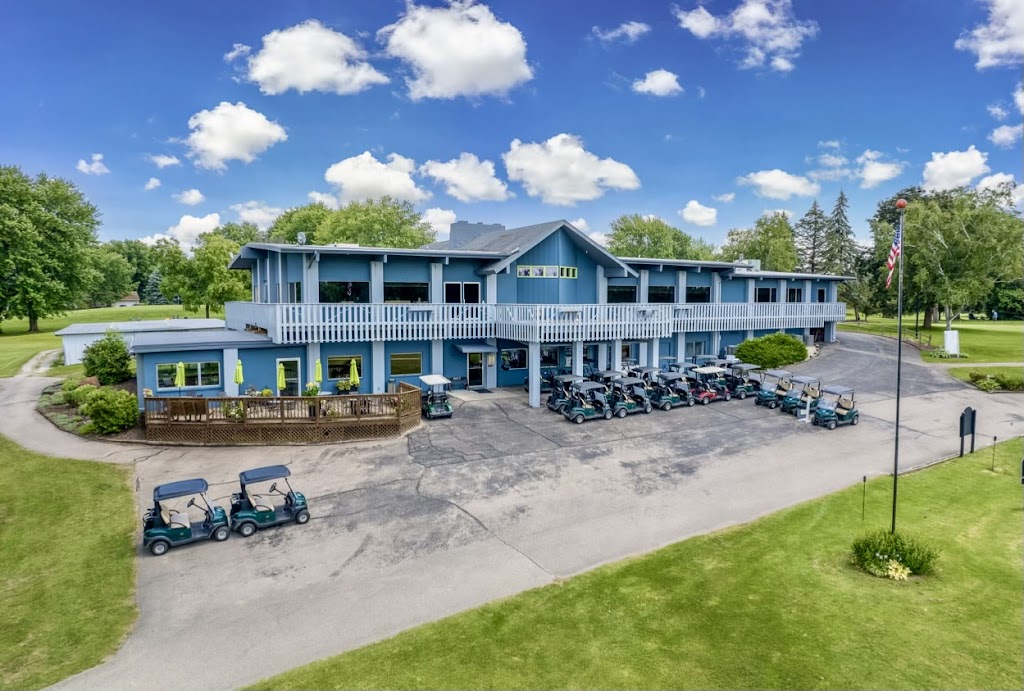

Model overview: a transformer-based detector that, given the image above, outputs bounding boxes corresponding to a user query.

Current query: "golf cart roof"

[763,369,793,378]
[791,375,820,384]
[154,478,208,501]
[554,374,585,382]
[822,385,855,396]
[659,356,677,362]
[659,371,684,381]
[576,381,606,391]
[730,363,761,371]
[617,376,644,385]
[595,370,623,378]
[419,374,451,386]
[694,366,726,374]
[239,465,291,486]
[634,367,660,374]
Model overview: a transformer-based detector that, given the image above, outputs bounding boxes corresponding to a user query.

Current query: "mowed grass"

[252,442,1024,691]
[0,435,137,690]
[840,316,1023,363]
[948,366,1024,383]
[0,305,218,377]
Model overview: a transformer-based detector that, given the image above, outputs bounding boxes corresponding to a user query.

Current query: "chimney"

[448,221,505,249]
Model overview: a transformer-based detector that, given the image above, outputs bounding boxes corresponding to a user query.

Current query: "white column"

[431,340,444,375]
[779,278,787,303]
[638,342,648,366]
[528,341,541,408]
[596,265,607,304]
[825,322,837,343]
[597,343,608,370]
[370,261,384,303]
[224,348,239,396]
[572,341,584,376]
[429,263,443,303]
[611,338,623,371]
[712,272,722,303]
[255,259,262,302]
[485,274,497,304]
[305,343,321,388]
[675,332,685,361]
[829,282,838,302]
[676,270,687,303]
[276,252,283,302]
[804,279,812,303]
[746,329,754,340]
[712,331,721,358]
[303,253,319,303]
[372,341,385,394]
[638,269,649,303]
[649,338,660,367]
[746,278,755,302]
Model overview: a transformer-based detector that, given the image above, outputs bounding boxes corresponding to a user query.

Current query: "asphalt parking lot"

[41,332,1024,690]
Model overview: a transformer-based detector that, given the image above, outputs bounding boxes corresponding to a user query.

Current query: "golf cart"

[754,369,794,409]
[230,465,309,537]
[610,376,654,416]
[779,375,822,415]
[142,478,229,556]
[630,366,661,386]
[548,373,586,412]
[725,363,762,399]
[524,366,563,393]
[812,386,859,429]
[692,366,732,405]
[590,370,624,393]
[419,374,453,420]
[562,380,614,424]
[650,371,696,409]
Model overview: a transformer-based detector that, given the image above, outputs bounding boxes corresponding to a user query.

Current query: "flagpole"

[891,199,907,534]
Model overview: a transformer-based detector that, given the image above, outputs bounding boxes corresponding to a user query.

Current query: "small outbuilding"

[55,318,226,365]
[112,291,141,307]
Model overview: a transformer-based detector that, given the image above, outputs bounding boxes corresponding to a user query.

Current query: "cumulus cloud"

[632,69,683,96]
[569,217,590,232]
[922,145,991,191]
[1016,83,1024,113]
[988,123,1023,148]
[987,103,1008,120]
[673,0,818,71]
[245,20,388,95]
[855,149,905,189]
[818,139,840,148]
[172,188,205,206]
[977,172,1024,206]
[307,191,340,210]
[144,177,161,191]
[149,154,181,168]
[76,153,109,175]
[592,21,651,44]
[224,43,251,62]
[679,200,717,226]
[422,208,457,238]
[737,169,819,199]
[324,151,430,204]
[420,153,510,202]
[817,152,847,167]
[231,201,284,229]
[185,101,287,171]
[502,133,640,205]
[954,0,1024,69]
[379,1,532,100]
[141,213,221,247]
[713,192,736,203]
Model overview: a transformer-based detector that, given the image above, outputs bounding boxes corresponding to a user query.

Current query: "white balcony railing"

[225,301,846,345]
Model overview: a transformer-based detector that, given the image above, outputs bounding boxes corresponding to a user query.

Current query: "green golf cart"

[590,370,624,393]
[650,371,695,409]
[779,375,822,415]
[142,478,230,556]
[562,380,614,423]
[812,386,859,429]
[754,369,794,409]
[725,363,761,399]
[610,376,654,416]
[419,374,454,419]
[230,465,309,537]
[548,373,585,412]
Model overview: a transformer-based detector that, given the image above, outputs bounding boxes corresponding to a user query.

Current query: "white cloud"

[679,200,717,226]
[763,208,793,219]
[737,169,819,199]
[713,192,735,203]
[632,69,683,96]
[818,139,840,148]
[954,0,1024,69]
[1016,82,1024,113]
[307,191,340,210]
[818,153,847,167]
[696,85,706,98]
[592,21,651,44]
[422,208,457,238]
[144,177,161,191]
[808,167,853,182]
[673,0,818,71]
[855,149,905,189]
[324,151,430,204]
[987,103,1008,120]
[922,145,991,191]
[172,188,205,206]
[420,153,510,202]
[569,217,590,232]
[149,154,181,168]
[76,153,109,175]
[231,201,284,229]
[977,172,1024,206]
[988,123,1023,148]
[224,43,251,62]
[502,133,640,205]
[379,1,532,100]
[185,101,287,171]
[141,213,221,247]
[246,20,388,96]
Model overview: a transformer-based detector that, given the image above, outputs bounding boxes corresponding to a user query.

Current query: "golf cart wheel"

[811,418,818,426]
[617,408,628,418]
[851,415,859,426]
[755,398,761,406]
[603,409,613,420]
[149,540,170,557]
[687,397,695,407]
[573,414,585,424]
[238,522,257,538]
[295,509,310,525]
[827,420,837,430]
[212,526,230,542]
[701,397,710,406]
[724,392,731,402]
[643,404,653,414]
[662,402,672,411]
[738,390,747,400]
[768,400,777,409]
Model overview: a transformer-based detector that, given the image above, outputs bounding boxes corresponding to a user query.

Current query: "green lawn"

[253,442,1024,691]
[0,435,137,690]
[0,305,219,378]
[948,366,1024,383]
[840,316,1023,363]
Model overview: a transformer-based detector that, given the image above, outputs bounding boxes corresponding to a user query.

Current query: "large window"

[787,287,803,303]
[501,348,527,370]
[685,286,711,303]
[156,361,220,390]
[607,285,638,303]
[320,281,369,303]
[648,285,675,303]
[384,282,428,303]
[327,355,363,379]
[756,287,778,303]
[444,282,481,304]
[390,353,422,376]
[540,347,560,366]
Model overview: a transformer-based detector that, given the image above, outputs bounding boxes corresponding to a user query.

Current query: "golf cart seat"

[774,383,789,396]
[805,385,821,399]
[836,398,854,415]
[167,510,191,530]
[250,494,275,512]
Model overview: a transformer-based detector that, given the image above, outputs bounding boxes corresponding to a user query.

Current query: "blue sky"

[1,0,1021,247]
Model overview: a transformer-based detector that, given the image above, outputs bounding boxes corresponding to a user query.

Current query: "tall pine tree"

[142,270,168,305]
[794,201,827,273]
[822,190,856,276]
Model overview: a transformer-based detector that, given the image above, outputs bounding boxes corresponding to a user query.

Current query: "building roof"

[619,257,747,271]
[731,269,853,281]
[55,318,225,336]
[227,243,507,269]
[129,329,274,354]
[117,291,141,302]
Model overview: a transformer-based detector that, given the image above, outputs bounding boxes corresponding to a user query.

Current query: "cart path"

[20,348,61,375]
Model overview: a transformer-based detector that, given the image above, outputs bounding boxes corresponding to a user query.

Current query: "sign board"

[959,407,976,437]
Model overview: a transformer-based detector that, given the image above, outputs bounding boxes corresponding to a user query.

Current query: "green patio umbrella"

[234,359,244,386]
[174,361,186,388]
[349,358,360,390]
[277,362,286,393]
[314,358,323,384]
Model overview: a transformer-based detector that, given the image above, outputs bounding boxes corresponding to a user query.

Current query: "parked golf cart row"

[754,369,859,429]
[143,465,309,556]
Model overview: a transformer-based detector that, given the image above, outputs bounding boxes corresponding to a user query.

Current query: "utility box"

[944,330,960,355]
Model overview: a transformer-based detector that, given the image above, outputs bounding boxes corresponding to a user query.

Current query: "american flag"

[885,219,902,289]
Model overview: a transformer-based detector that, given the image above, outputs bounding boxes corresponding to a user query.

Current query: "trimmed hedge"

[735,332,808,369]
[80,389,138,434]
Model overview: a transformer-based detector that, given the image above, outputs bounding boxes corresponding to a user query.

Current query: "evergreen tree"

[142,270,168,305]
[794,201,827,273]
[821,190,857,276]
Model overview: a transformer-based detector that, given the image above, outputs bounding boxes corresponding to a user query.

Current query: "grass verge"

[0,435,137,690]
[948,366,1024,384]
[251,442,1024,691]
[839,317,1022,363]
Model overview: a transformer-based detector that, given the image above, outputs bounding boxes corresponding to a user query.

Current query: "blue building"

[132,220,847,408]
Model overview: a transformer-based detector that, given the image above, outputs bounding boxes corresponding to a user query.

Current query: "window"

[384,282,428,303]
[540,347,560,366]
[787,287,803,303]
[756,287,778,303]
[390,353,422,376]
[817,288,827,303]
[327,355,363,379]
[517,265,572,278]
[558,266,578,279]
[544,266,559,278]
[463,282,480,303]
[320,281,369,303]
[607,285,638,303]
[685,341,706,358]
[648,285,675,303]
[517,266,531,278]
[156,361,220,390]
[501,348,527,370]
[287,281,302,303]
[532,266,545,277]
[685,286,711,303]
[444,282,480,303]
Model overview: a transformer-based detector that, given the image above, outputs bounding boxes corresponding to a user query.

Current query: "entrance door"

[277,358,300,396]
[467,353,484,387]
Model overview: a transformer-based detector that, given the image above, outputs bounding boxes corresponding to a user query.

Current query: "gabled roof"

[468,220,636,277]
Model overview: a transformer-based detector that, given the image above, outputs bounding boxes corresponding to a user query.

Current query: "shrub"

[82,331,132,385]
[48,391,67,406]
[852,529,938,579]
[734,332,808,369]
[974,378,1001,393]
[80,389,138,434]
[65,384,98,409]
[61,378,83,393]
[967,371,987,383]
[994,374,1024,391]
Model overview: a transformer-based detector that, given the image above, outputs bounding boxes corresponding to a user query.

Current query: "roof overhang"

[229,242,509,270]
[454,343,497,354]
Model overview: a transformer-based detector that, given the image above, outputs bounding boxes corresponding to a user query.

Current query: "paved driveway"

[6,333,1018,690]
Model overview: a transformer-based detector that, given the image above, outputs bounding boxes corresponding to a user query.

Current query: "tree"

[82,330,132,384]
[142,270,168,305]
[105,239,156,295]
[821,190,857,276]
[312,197,434,248]
[268,203,333,244]
[154,235,249,318]
[605,214,716,260]
[208,221,266,246]
[718,213,799,271]
[794,201,827,273]
[80,247,134,307]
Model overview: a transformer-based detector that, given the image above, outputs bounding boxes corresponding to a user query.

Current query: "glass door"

[467,353,484,387]
[277,358,300,396]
